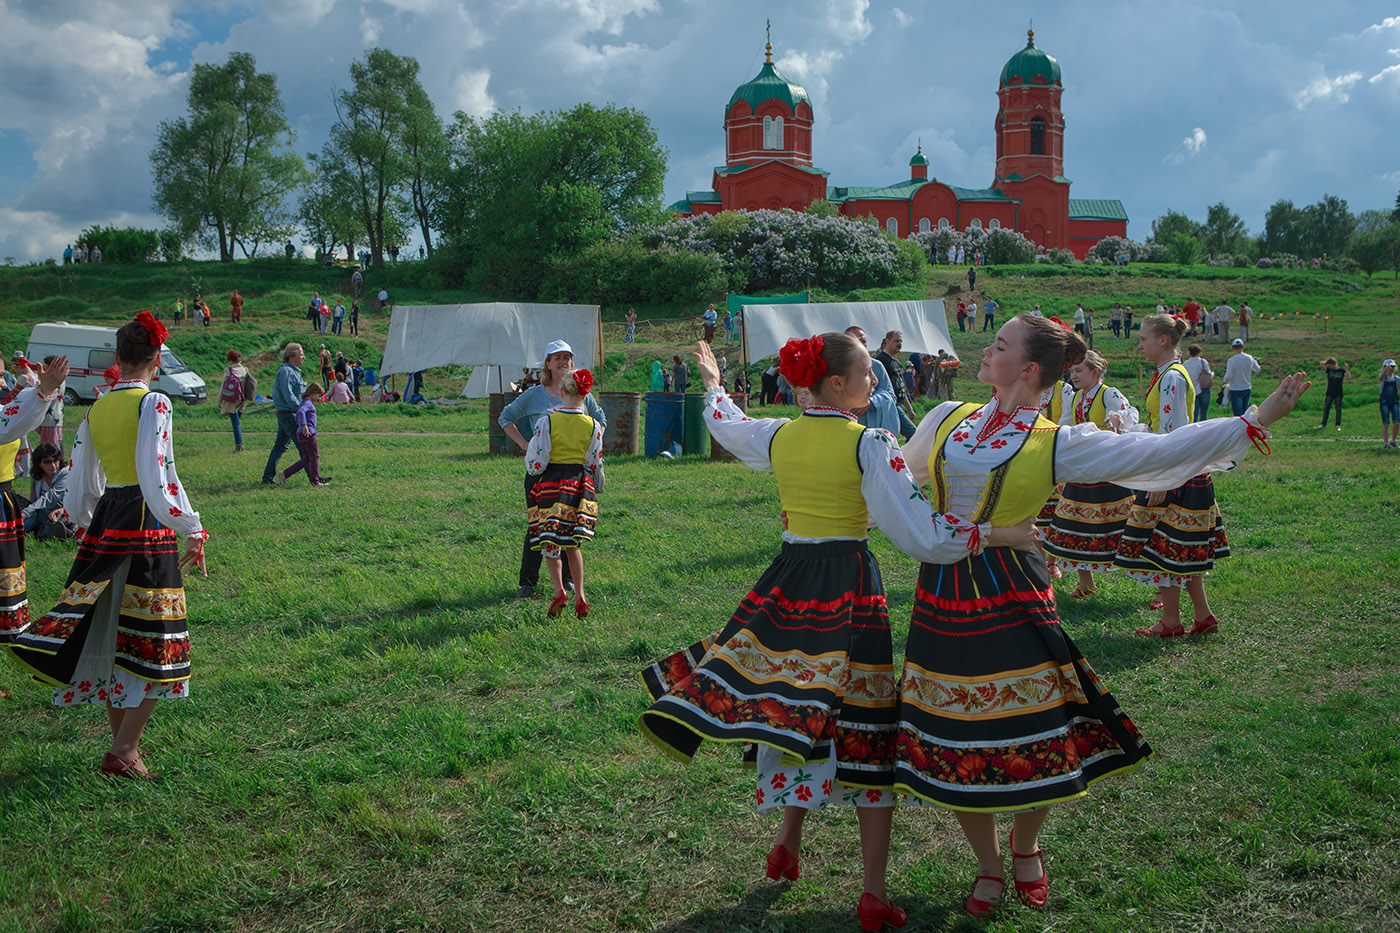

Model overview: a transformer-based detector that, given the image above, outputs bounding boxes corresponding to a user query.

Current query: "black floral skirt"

[640,540,898,789]
[0,481,29,644]
[1043,481,1137,571]
[1114,473,1229,584]
[893,546,1151,811]
[527,463,597,551]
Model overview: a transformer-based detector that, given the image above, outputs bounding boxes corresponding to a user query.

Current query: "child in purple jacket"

[277,384,331,486]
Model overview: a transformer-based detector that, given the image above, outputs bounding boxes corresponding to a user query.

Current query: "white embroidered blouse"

[63,381,204,537]
[0,385,62,446]
[1059,381,1140,430]
[703,386,986,563]
[524,406,604,476]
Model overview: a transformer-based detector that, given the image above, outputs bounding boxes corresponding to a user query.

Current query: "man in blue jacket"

[262,343,309,485]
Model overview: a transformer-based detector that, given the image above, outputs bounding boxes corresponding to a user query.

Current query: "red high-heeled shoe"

[857,892,907,931]
[546,591,569,617]
[765,842,800,881]
[1009,829,1049,909]
[1188,613,1219,636]
[574,597,590,619]
[963,876,1005,920]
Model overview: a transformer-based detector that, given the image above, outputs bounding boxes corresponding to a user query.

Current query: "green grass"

[0,260,1398,931]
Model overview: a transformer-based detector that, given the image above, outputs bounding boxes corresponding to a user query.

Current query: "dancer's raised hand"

[1256,372,1313,427]
[693,341,722,390]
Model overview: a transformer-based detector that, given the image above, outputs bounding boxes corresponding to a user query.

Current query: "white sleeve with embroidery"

[1156,370,1191,434]
[61,417,104,528]
[1055,408,1265,491]
[584,418,603,471]
[0,387,60,445]
[1104,386,1140,430]
[859,429,989,564]
[136,394,203,537]
[524,416,552,476]
[902,401,966,486]
[703,386,787,472]
[14,439,29,480]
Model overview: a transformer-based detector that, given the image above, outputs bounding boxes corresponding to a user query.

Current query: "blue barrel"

[364,368,378,386]
[644,391,684,458]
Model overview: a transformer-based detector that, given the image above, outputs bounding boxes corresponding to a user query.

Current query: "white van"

[27,322,208,405]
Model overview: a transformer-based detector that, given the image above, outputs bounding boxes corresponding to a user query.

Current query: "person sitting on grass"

[276,384,330,486]
[524,369,603,620]
[325,373,355,404]
[23,442,72,539]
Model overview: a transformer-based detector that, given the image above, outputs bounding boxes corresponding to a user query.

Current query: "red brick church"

[669,30,1127,259]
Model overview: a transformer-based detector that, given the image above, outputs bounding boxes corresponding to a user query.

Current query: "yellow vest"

[89,387,150,485]
[928,402,1060,525]
[769,413,868,538]
[548,411,596,464]
[1144,362,1195,433]
[0,440,18,483]
[1043,380,1066,423]
[1071,384,1109,428]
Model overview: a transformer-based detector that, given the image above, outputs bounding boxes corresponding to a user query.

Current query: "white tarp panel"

[460,365,520,398]
[741,300,956,362]
[380,303,602,376]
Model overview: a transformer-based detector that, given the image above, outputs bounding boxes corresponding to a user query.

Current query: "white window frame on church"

[989,219,1001,230]
[918,218,930,233]
[762,115,784,150]
[938,218,950,230]
[885,217,898,235]
[969,219,983,231]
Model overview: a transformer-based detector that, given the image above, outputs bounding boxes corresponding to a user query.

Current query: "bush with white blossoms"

[1087,236,1152,264]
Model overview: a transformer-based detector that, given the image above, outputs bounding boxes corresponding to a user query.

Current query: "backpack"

[220,368,245,404]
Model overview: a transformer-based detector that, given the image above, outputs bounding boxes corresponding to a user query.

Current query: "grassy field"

[0,260,1397,932]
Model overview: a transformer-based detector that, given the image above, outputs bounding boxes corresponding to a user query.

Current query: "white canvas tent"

[741,300,957,362]
[460,365,519,398]
[379,303,603,382]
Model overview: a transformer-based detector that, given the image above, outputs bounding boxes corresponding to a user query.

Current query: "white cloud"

[892,8,911,28]
[1294,71,1362,107]
[1364,16,1400,33]
[1379,170,1400,182]
[1370,63,1400,84]
[452,69,495,117]
[360,16,381,44]
[777,48,844,125]
[1166,127,1207,164]
[549,0,660,36]
[825,0,871,42]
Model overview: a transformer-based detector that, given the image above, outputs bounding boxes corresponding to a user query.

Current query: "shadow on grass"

[652,884,959,933]
[278,589,535,646]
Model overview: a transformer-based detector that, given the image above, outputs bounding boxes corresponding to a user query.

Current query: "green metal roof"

[687,190,723,203]
[668,198,692,213]
[1068,198,1128,221]
[714,162,829,178]
[947,185,1017,202]
[827,179,926,203]
[910,147,928,166]
[1000,31,1061,87]
[728,60,811,113]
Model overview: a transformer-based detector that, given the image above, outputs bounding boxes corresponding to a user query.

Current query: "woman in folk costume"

[896,314,1311,919]
[1115,314,1227,637]
[1031,339,1076,579]
[524,369,603,619]
[641,338,1034,932]
[1043,350,1140,598]
[8,313,207,781]
[0,355,70,644]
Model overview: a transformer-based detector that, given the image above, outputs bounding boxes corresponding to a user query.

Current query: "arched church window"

[885,217,898,235]
[918,218,930,233]
[989,219,1000,230]
[938,218,950,230]
[1030,117,1046,155]
[969,219,982,231]
[762,116,784,150]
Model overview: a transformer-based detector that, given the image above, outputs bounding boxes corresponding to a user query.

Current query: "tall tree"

[1201,201,1247,255]
[326,48,423,267]
[1261,199,1304,256]
[151,52,306,261]
[1355,209,1393,234]
[299,152,367,262]
[1393,190,1400,223]
[401,82,449,258]
[1301,194,1355,259]
[1150,210,1201,244]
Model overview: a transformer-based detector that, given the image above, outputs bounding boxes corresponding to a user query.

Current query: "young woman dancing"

[1115,314,1226,636]
[641,338,1034,932]
[897,313,1310,918]
[9,313,206,779]
[1043,350,1140,598]
[524,369,603,619]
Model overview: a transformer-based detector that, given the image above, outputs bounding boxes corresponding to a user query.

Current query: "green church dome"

[910,144,928,166]
[728,45,811,113]
[1000,30,1061,87]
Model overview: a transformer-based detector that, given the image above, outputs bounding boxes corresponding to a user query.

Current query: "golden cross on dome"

[765,19,773,62]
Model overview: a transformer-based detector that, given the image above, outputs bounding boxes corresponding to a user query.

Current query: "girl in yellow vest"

[641,337,1036,932]
[525,369,603,619]
[1032,368,1076,579]
[897,314,1311,918]
[8,313,207,781]
[0,354,71,645]
[1044,350,1140,598]
[1115,314,1225,636]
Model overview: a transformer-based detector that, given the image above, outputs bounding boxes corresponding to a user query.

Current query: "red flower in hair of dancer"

[135,310,169,346]
[778,336,828,388]
[571,369,593,395]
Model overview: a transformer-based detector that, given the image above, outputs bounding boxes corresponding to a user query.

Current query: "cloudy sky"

[2,0,1398,261]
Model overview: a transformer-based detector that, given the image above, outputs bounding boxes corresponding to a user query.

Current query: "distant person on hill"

[230,289,244,324]
[377,288,389,310]
[332,298,346,335]
[91,246,102,263]
[319,345,333,387]
[956,245,965,265]
[351,267,363,299]
[1123,305,1134,335]
[261,343,306,485]
[760,362,778,405]
[1380,359,1399,449]
[1213,301,1234,346]
[325,373,354,404]
[967,265,976,293]
[1238,300,1252,343]
[1110,303,1123,338]
[650,360,664,392]
[307,293,321,334]
[625,308,637,343]
[1224,339,1259,416]
[662,368,673,392]
[275,384,330,486]
[63,244,72,265]
[218,349,254,453]
[955,300,967,332]
[200,300,211,327]
[172,297,183,327]
[285,241,296,260]
[733,369,751,396]
[349,299,360,336]
[1316,357,1350,431]
[1181,344,1215,423]
[702,304,718,344]
[672,355,690,393]
[982,297,999,332]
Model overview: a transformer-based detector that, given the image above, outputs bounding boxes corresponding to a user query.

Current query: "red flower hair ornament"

[779,336,828,388]
[571,369,593,396]
[135,311,168,347]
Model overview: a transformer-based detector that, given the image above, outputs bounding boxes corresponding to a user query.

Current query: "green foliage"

[441,103,667,295]
[1167,231,1202,265]
[1047,247,1075,265]
[804,198,839,219]
[1150,209,1202,243]
[979,227,1036,264]
[76,226,175,264]
[150,51,306,262]
[536,240,727,306]
[1202,201,1248,255]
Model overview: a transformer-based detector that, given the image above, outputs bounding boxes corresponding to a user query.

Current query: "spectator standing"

[1238,301,1252,343]
[351,360,364,401]
[1182,298,1201,335]
[702,304,718,344]
[349,300,360,336]
[1123,305,1134,335]
[1073,304,1085,335]
[307,292,322,334]
[662,368,673,392]
[1110,303,1123,337]
[172,297,183,328]
[955,300,967,332]
[1181,344,1215,423]
[201,300,212,327]
[1379,359,1399,448]
[285,241,296,260]
[1223,339,1259,415]
[351,267,363,299]
[625,307,637,343]
[318,300,331,335]
[1213,302,1234,345]
[377,288,389,310]
[1083,307,1095,347]
[319,345,333,388]
[261,344,307,485]
[63,245,73,265]
[874,330,917,438]
[91,246,102,263]
[230,290,244,324]
[946,245,955,265]
[955,245,965,265]
[218,350,255,452]
[967,265,976,293]
[332,298,346,335]
[982,297,999,332]
[276,385,330,486]
[1316,358,1350,430]
[672,354,691,393]
[761,362,778,405]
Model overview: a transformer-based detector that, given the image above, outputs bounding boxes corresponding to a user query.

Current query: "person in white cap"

[497,339,607,599]
[1223,338,1259,416]
[1380,359,1399,448]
